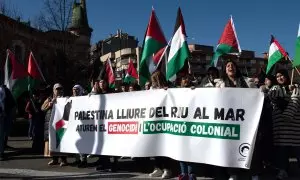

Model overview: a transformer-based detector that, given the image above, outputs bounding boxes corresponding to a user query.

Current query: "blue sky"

[9,0,300,57]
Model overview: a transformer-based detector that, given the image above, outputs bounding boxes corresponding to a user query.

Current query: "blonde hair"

[151,71,167,89]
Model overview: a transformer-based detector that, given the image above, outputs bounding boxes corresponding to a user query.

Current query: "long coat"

[41,97,53,141]
[269,85,300,146]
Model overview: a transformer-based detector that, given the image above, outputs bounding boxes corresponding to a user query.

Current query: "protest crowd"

[1,3,300,180]
[0,58,300,180]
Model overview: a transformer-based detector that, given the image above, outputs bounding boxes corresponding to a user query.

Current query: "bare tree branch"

[0,0,22,19]
[33,0,73,31]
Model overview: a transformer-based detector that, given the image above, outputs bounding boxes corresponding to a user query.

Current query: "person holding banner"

[129,83,141,92]
[216,60,249,89]
[256,75,276,169]
[199,67,220,88]
[90,80,101,95]
[215,60,255,180]
[72,84,88,168]
[148,71,172,179]
[95,79,118,172]
[178,75,197,180]
[41,83,67,166]
[120,83,128,92]
[99,80,114,94]
[268,69,300,180]
[144,81,151,90]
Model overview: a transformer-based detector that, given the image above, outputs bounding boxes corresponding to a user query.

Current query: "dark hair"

[221,60,243,78]
[129,83,141,91]
[207,66,220,78]
[265,74,277,86]
[121,82,127,87]
[221,60,248,88]
[276,69,290,85]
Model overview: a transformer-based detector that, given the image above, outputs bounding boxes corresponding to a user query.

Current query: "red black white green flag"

[210,16,241,67]
[4,49,28,100]
[124,58,138,84]
[139,7,167,86]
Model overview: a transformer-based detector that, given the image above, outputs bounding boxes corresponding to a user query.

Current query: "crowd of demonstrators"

[1,58,300,180]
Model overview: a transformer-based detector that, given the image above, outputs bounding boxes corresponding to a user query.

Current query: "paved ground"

[0,119,300,179]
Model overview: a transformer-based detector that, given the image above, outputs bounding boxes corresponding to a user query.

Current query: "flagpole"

[30,51,47,83]
[164,38,173,81]
[291,68,295,85]
[287,56,300,76]
[156,38,172,68]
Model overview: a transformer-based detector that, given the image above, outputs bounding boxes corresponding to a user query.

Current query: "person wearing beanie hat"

[41,83,67,167]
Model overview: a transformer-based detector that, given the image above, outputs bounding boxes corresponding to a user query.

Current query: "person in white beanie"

[41,83,67,166]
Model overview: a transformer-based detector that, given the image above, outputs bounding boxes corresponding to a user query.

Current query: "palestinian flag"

[4,49,28,100]
[55,119,68,148]
[27,51,44,92]
[124,58,138,84]
[55,100,72,148]
[211,16,241,67]
[293,24,300,68]
[98,59,115,88]
[166,7,190,81]
[139,7,167,86]
[151,45,169,77]
[266,35,287,74]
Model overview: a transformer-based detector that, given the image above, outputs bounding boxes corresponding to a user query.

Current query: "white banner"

[49,88,264,169]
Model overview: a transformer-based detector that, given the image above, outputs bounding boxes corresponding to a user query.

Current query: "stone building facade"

[90,30,140,86]
[0,0,92,93]
[188,44,268,78]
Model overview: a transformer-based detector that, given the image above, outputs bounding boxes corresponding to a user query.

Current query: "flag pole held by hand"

[287,56,300,76]
[291,68,295,85]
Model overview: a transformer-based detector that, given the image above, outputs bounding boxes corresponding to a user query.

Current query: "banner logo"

[239,143,250,157]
